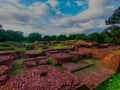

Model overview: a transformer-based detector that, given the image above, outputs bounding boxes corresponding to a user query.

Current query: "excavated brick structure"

[0,51,18,59]
[70,51,91,60]
[25,50,43,58]
[0,65,83,90]
[51,53,72,64]
[78,53,120,89]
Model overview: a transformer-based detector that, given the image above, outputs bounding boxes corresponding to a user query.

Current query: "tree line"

[0,7,120,44]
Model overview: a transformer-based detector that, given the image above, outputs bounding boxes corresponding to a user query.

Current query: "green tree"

[76,34,87,40]
[87,32,105,43]
[105,7,120,25]
[104,7,120,44]
[102,26,120,44]
[0,29,11,42]
[28,32,42,42]
[68,34,76,40]
[6,30,24,42]
[50,35,57,41]
[56,35,67,41]
[42,35,51,41]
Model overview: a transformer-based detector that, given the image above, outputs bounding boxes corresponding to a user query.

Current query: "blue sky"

[0,0,120,35]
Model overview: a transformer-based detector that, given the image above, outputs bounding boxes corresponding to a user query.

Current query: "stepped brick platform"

[37,59,49,65]
[0,51,18,59]
[23,58,37,69]
[78,48,108,59]
[46,50,59,56]
[0,65,9,75]
[25,50,43,58]
[70,51,91,60]
[0,65,83,90]
[78,67,114,89]
[23,57,49,68]
[77,53,120,89]
[63,62,93,73]
[102,53,120,72]
[0,55,13,67]
[51,53,72,64]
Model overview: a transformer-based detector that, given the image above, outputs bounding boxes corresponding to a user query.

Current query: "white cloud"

[66,1,71,7]
[29,2,49,16]
[51,0,116,26]
[47,0,59,8]
[74,1,83,6]
[0,0,119,35]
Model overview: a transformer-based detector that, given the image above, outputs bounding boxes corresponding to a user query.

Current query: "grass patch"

[55,64,67,71]
[51,44,68,49]
[9,58,27,75]
[96,73,120,90]
[111,50,120,54]
[36,47,43,51]
[14,47,26,51]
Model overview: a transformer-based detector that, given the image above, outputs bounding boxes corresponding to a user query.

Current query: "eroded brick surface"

[0,65,81,90]
[51,53,72,64]
[25,50,43,58]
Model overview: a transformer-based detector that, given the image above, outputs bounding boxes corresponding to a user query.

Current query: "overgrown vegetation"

[9,58,27,75]
[97,73,120,90]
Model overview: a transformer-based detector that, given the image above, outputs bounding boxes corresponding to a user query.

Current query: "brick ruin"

[0,65,83,90]
[0,40,120,90]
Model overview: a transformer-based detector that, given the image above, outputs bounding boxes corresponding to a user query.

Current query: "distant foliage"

[106,7,120,25]
[28,32,42,42]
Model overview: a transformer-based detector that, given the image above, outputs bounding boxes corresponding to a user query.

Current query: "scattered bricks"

[70,51,91,60]
[36,56,49,65]
[78,67,114,89]
[0,65,9,75]
[23,58,37,69]
[37,59,49,65]
[0,74,9,86]
[0,55,13,67]
[102,53,120,72]
[46,50,59,56]
[0,65,81,90]
[0,51,18,59]
[51,53,72,64]
[25,50,43,58]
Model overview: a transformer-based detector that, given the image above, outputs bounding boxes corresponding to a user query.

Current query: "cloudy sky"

[0,0,120,35]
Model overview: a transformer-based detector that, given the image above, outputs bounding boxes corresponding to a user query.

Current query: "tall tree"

[28,32,42,42]
[104,7,120,44]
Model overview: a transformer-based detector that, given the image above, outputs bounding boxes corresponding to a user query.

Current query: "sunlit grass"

[14,47,26,51]
[9,58,27,75]
[51,44,68,49]
[96,73,120,90]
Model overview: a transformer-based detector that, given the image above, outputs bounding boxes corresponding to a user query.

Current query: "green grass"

[55,64,67,71]
[111,50,120,54]
[96,73,120,90]
[9,58,27,75]
[14,47,26,51]
[51,44,68,49]
[36,47,43,51]
[73,58,101,75]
